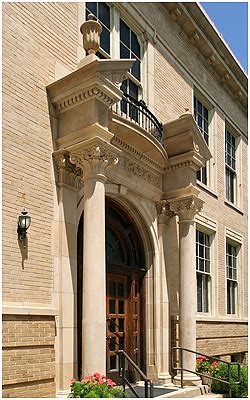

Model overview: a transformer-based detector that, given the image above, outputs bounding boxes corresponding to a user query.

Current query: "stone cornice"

[54,85,115,114]
[165,154,202,173]
[164,3,247,111]
[47,56,134,115]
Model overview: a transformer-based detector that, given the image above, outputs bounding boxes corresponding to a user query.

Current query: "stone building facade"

[2,2,247,398]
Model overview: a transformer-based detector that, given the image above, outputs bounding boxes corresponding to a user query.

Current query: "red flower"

[93,372,101,378]
[81,376,92,383]
[211,361,218,368]
[106,378,116,387]
[70,378,76,383]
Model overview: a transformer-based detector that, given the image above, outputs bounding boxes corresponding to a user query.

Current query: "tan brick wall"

[147,1,248,320]
[2,315,56,398]
[154,49,193,122]
[2,2,77,305]
[196,322,248,357]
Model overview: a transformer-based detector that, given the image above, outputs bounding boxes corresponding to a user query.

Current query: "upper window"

[196,230,211,313]
[225,129,237,203]
[86,2,111,58]
[226,242,238,315]
[194,96,210,186]
[120,19,141,82]
[85,2,142,102]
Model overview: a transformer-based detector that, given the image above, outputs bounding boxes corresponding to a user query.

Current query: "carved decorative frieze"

[70,144,119,178]
[169,196,204,222]
[118,155,160,187]
[53,150,83,191]
[112,136,164,173]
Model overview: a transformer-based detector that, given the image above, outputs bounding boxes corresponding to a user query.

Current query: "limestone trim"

[169,195,204,222]
[112,131,165,173]
[69,139,120,179]
[2,306,58,316]
[225,227,243,244]
[195,213,217,232]
[53,150,83,191]
[196,316,248,323]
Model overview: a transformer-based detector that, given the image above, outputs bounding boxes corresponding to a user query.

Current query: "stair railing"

[171,347,241,398]
[118,350,154,398]
[107,318,153,398]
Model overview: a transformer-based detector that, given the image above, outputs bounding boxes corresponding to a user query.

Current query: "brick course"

[2,315,56,398]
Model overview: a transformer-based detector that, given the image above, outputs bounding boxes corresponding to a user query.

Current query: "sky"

[200,2,248,73]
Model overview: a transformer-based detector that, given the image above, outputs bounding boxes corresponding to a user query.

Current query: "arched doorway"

[77,198,146,380]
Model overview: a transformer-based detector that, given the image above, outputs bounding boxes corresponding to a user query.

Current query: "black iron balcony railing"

[113,93,163,143]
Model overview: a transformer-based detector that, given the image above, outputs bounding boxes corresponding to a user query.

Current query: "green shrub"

[68,373,125,398]
[211,362,248,398]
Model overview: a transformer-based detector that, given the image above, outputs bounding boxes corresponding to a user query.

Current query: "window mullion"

[111,6,119,58]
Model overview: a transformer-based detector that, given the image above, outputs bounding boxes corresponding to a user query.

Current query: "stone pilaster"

[70,141,119,376]
[169,195,203,385]
[155,201,174,382]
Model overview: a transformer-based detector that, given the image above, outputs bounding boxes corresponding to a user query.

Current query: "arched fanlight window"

[105,199,145,268]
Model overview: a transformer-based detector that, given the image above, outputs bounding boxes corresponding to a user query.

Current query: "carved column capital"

[156,200,175,224]
[53,150,83,191]
[70,142,119,181]
[169,196,204,223]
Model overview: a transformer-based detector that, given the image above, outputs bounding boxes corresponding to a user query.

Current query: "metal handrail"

[119,350,154,398]
[171,347,241,398]
[113,93,163,143]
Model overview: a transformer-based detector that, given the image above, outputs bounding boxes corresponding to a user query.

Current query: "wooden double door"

[106,272,144,379]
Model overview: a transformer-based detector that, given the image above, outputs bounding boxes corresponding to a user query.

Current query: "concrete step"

[155,385,207,398]
[196,394,224,398]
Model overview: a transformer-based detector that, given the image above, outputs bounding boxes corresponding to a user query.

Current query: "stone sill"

[196,181,218,198]
[196,316,247,324]
[224,199,244,215]
[2,305,58,316]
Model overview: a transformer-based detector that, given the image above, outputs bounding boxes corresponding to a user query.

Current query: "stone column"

[156,201,174,382]
[169,196,203,385]
[53,150,83,392]
[70,143,119,377]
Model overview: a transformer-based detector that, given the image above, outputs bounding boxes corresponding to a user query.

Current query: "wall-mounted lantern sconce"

[17,209,31,248]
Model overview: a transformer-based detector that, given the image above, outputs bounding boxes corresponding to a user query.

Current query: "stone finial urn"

[80,14,102,55]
